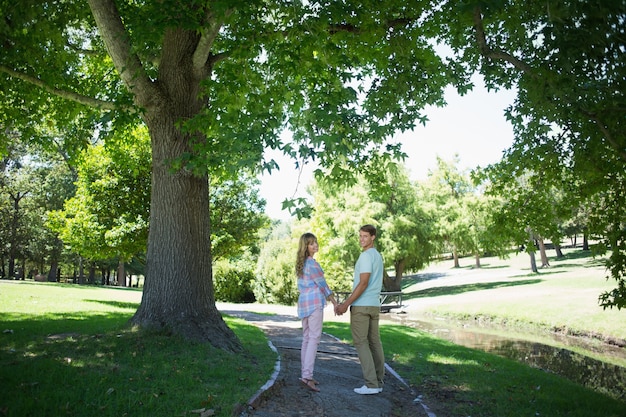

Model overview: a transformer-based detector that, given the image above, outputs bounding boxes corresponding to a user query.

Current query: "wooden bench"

[334,290,404,312]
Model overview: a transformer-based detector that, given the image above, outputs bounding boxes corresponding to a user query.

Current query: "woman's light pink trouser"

[301,306,324,380]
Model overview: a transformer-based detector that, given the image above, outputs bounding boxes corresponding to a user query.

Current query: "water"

[387,314,626,401]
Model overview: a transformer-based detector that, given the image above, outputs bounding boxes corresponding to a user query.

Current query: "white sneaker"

[354,385,382,395]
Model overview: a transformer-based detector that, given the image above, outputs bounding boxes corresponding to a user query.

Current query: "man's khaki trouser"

[350,306,385,388]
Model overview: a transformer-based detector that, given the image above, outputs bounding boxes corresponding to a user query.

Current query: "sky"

[258,77,518,220]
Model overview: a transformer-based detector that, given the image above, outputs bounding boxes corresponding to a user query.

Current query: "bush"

[254,236,298,305]
[213,261,256,303]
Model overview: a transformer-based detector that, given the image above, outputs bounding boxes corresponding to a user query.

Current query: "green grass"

[323,322,626,417]
[2,249,626,417]
[402,248,626,343]
[0,281,276,417]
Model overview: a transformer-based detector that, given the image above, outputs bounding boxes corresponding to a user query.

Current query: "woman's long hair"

[296,233,317,278]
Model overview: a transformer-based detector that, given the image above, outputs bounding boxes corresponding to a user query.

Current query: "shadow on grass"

[0,311,134,338]
[0,311,272,417]
[553,250,594,261]
[403,278,543,300]
[86,299,140,310]
[401,272,447,288]
[469,264,511,270]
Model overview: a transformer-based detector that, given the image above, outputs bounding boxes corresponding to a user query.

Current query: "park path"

[219,306,433,417]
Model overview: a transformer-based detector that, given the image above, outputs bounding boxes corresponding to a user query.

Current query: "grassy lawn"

[1,249,625,417]
[324,322,626,417]
[401,248,626,343]
[0,282,276,417]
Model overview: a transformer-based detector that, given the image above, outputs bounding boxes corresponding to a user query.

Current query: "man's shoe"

[354,385,381,395]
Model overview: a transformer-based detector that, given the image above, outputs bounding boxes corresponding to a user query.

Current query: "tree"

[439,1,626,307]
[307,161,435,291]
[24,155,76,282]
[209,175,269,262]
[1,1,456,348]
[421,158,514,269]
[0,143,75,281]
[47,127,152,284]
[420,156,476,267]
[48,129,268,282]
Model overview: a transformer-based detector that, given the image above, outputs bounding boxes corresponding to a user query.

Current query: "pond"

[386,313,626,401]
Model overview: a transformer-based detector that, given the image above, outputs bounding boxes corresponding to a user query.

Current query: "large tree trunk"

[47,259,59,282]
[127,53,240,351]
[90,1,240,351]
[130,119,240,350]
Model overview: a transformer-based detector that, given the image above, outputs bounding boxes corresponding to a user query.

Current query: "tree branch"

[87,0,155,107]
[328,17,414,35]
[0,64,119,111]
[472,6,533,74]
[584,111,626,161]
[193,8,234,76]
[472,6,626,163]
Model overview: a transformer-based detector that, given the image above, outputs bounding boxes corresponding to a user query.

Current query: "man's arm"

[335,273,370,315]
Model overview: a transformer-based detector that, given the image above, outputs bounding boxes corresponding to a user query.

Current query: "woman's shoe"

[299,378,320,392]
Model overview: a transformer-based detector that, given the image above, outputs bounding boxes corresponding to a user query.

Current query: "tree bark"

[538,238,550,268]
[383,259,405,292]
[117,259,125,287]
[78,257,85,284]
[382,270,401,292]
[129,116,239,350]
[88,0,241,351]
[47,259,59,282]
[529,251,538,273]
[554,244,564,258]
[526,227,538,273]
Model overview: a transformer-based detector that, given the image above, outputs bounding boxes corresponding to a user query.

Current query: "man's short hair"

[360,224,377,237]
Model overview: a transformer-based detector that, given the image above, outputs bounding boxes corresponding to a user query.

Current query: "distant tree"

[441,1,626,308]
[47,127,151,282]
[209,175,269,262]
[421,156,475,268]
[0,173,30,279]
[25,155,76,281]
[255,227,298,305]
[481,167,574,273]
[307,160,435,292]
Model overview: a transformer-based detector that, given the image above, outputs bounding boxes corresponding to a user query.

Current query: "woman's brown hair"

[295,233,317,277]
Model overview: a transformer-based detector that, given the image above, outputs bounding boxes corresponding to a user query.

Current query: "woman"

[296,232,337,392]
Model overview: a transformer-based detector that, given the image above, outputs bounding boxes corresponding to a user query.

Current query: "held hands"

[334,302,348,316]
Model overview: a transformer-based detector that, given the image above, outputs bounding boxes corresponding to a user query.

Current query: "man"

[335,224,385,395]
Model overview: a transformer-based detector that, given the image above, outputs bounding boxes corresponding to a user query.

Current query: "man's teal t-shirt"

[351,247,383,307]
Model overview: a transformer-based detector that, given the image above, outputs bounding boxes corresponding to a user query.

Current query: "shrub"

[254,236,298,305]
[213,260,256,303]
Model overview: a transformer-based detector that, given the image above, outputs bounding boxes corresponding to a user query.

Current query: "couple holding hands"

[296,225,385,395]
